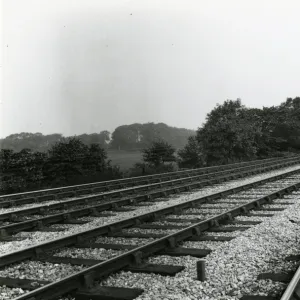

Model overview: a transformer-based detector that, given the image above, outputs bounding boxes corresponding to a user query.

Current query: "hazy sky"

[1,0,300,138]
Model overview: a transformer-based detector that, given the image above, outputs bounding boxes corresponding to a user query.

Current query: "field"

[107,150,143,170]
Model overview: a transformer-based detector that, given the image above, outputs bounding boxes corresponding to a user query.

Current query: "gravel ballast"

[0,167,299,256]
[96,193,300,300]
[0,179,299,299]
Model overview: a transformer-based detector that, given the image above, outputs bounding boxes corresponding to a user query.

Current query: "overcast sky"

[1,0,300,138]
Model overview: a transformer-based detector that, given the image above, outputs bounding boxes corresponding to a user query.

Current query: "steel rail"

[280,265,300,300]
[0,167,299,269]
[0,156,286,200]
[0,157,288,211]
[11,178,300,300]
[0,157,289,206]
[0,158,298,236]
[1,156,292,205]
[0,156,298,211]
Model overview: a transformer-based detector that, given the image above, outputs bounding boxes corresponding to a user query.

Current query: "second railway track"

[1,157,298,211]
[0,157,286,202]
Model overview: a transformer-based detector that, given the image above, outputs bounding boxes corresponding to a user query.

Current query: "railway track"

[0,157,285,202]
[0,164,300,299]
[0,157,297,211]
[0,157,299,241]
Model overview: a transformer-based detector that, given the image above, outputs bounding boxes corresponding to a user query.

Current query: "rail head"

[280,264,300,300]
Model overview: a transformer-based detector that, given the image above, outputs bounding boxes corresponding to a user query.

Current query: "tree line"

[177,97,300,167]
[1,97,299,194]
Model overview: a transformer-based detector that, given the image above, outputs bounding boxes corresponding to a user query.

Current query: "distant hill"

[0,123,195,152]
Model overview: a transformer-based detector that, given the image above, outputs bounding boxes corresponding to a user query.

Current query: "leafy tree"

[0,132,63,152]
[0,148,47,192]
[196,99,262,165]
[177,136,204,168]
[249,97,300,155]
[0,131,112,152]
[44,137,112,184]
[110,124,141,150]
[84,143,111,173]
[270,97,300,152]
[46,137,89,182]
[78,131,111,148]
[141,140,176,167]
[48,137,89,163]
[0,137,115,193]
[110,123,195,150]
[0,149,14,172]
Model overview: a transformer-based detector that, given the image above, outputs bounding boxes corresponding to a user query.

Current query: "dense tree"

[177,136,204,168]
[178,97,300,168]
[0,131,111,152]
[0,133,63,152]
[0,149,14,172]
[84,143,111,173]
[0,123,194,152]
[141,140,176,167]
[0,148,47,191]
[49,137,88,163]
[110,124,141,150]
[0,138,114,194]
[47,137,111,181]
[196,99,262,165]
[244,97,300,155]
[110,123,195,150]
[268,97,300,152]
[46,137,87,182]
[77,131,111,148]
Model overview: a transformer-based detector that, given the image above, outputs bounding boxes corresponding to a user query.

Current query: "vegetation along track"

[0,157,289,209]
[0,156,289,202]
[0,165,300,299]
[0,157,299,239]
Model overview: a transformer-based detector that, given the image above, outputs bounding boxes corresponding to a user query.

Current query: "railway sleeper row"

[0,160,299,238]
[0,168,298,241]
[0,212,293,298]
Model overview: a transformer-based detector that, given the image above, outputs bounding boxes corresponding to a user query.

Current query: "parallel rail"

[0,157,299,236]
[0,157,286,201]
[1,168,300,299]
[1,156,299,211]
[280,265,300,300]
